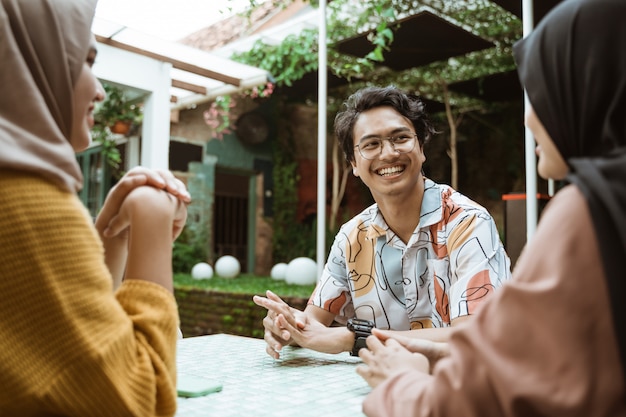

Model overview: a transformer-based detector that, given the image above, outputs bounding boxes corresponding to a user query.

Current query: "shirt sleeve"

[445,205,512,320]
[0,174,178,416]
[363,186,624,417]
[308,226,354,319]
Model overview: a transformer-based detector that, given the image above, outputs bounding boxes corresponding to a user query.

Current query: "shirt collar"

[366,178,443,240]
[418,178,444,228]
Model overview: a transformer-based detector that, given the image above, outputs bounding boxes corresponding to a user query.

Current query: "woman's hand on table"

[371,328,450,371]
[356,335,429,388]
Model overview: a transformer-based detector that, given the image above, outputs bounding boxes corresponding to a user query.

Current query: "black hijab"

[514,0,626,382]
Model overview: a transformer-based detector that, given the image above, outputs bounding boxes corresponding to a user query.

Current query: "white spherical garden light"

[270,263,288,280]
[284,257,318,286]
[191,262,213,280]
[215,255,240,278]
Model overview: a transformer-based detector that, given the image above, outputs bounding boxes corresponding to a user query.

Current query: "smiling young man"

[253,86,511,359]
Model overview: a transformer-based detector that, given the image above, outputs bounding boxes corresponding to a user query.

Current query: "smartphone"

[177,374,223,398]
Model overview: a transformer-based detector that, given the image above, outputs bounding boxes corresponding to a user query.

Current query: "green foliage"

[232,29,321,87]
[174,273,316,298]
[269,126,318,262]
[203,95,236,140]
[232,0,521,104]
[173,226,208,274]
[90,125,122,171]
[95,83,143,125]
[92,83,143,171]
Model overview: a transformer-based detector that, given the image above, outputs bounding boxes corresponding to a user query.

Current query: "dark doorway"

[169,140,203,172]
[214,172,249,272]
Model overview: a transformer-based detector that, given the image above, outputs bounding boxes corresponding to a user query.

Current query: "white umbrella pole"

[316,0,328,278]
[522,0,538,241]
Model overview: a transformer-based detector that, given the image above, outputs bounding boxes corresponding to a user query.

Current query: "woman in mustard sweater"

[0,0,189,415]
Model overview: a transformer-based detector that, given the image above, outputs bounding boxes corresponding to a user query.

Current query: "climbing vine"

[231,0,520,103]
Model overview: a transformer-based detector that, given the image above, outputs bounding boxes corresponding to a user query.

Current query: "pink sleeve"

[363,186,625,417]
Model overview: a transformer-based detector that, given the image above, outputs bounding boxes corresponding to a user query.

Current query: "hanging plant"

[203,82,275,141]
[247,81,275,99]
[92,82,143,170]
[95,83,143,132]
[203,95,237,140]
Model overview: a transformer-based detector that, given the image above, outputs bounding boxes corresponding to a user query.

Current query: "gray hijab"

[0,0,98,192]
[514,0,626,382]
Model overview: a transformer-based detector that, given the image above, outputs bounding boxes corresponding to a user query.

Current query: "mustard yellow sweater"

[0,171,178,416]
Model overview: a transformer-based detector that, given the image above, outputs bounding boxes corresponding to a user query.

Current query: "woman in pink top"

[356,0,626,415]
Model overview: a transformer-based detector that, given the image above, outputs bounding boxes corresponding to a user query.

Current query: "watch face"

[348,318,374,331]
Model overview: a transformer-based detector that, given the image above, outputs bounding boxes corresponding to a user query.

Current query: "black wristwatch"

[347,318,375,356]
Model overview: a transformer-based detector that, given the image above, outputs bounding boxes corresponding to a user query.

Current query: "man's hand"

[253,290,306,359]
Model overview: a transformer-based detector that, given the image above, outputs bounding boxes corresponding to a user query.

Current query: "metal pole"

[316,0,328,278]
[522,0,538,241]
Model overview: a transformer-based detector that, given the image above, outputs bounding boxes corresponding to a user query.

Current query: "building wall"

[170,98,374,276]
[170,98,276,274]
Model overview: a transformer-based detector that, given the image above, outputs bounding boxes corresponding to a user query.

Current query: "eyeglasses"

[354,133,417,160]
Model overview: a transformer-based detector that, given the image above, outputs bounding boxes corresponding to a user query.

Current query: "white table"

[176,333,370,416]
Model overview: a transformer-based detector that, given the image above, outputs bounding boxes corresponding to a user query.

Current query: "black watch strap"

[347,318,374,356]
[351,334,368,357]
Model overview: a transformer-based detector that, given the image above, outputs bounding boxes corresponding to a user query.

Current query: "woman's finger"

[365,334,385,353]
[102,213,128,238]
[124,167,191,202]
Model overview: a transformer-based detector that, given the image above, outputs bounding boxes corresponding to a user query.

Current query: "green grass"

[173,273,316,298]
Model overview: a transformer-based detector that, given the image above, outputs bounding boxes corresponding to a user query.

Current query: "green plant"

[91,83,143,171]
[95,83,143,126]
[173,274,316,298]
[173,225,208,273]
[233,0,520,103]
[203,95,236,140]
[203,83,275,140]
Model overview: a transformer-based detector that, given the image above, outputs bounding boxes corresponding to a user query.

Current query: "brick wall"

[175,287,309,339]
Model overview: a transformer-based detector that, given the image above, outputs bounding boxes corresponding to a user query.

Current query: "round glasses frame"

[354,133,418,160]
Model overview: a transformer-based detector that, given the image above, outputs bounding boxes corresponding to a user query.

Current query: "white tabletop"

[175,333,370,416]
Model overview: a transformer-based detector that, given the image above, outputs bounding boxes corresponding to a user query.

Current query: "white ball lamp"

[191,262,213,280]
[285,257,318,286]
[270,263,288,280]
[215,255,241,278]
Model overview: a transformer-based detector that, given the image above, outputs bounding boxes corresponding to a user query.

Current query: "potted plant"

[90,83,143,172]
[94,83,143,135]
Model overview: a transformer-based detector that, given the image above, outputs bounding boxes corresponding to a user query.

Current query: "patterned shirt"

[309,179,512,330]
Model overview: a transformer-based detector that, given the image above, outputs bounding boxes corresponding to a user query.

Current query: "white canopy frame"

[91,17,271,170]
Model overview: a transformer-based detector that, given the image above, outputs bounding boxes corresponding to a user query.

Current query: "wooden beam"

[95,34,242,86]
[172,79,207,95]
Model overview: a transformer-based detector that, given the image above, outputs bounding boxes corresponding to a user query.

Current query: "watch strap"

[347,318,374,356]
[351,335,369,356]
